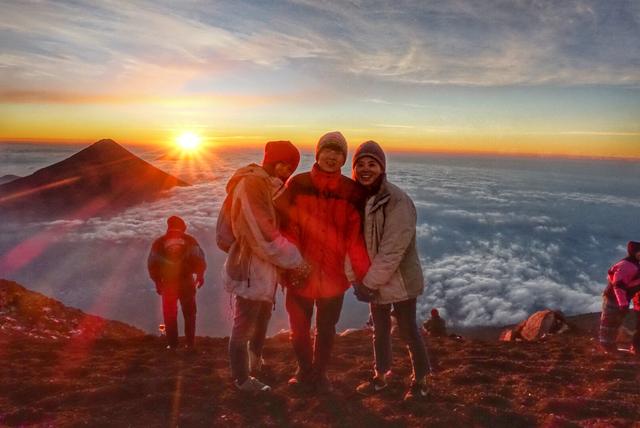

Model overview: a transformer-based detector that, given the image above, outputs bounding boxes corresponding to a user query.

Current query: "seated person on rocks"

[423,308,447,338]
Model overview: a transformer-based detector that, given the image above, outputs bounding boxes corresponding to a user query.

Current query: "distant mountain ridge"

[0,279,144,341]
[0,174,20,185]
[0,139,189,220]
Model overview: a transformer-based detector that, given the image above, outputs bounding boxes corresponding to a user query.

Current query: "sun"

[176,132,201,152]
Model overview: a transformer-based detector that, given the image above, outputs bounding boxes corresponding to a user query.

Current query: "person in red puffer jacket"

[277,131,370,393]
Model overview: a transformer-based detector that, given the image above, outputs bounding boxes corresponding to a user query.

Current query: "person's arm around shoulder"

[275,175,302,246]
[236,174,303,269]
[346,204,370,282]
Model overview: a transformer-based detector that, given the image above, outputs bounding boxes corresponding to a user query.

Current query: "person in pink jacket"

[599,241,640,354]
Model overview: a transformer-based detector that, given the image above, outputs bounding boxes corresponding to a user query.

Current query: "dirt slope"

[1,328,638,427]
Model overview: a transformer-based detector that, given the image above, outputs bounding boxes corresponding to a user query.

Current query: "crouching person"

[220,140,307,393]
[424,308,447,338]
[599,241,640,354]
[351,141,431,401]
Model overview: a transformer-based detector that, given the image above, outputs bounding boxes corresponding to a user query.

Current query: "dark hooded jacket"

[148,231,206,290]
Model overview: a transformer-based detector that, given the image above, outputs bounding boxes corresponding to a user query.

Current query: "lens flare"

[176,132,201,152]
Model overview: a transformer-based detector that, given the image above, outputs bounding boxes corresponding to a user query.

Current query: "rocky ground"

[1,328,639,427]
[2,279,639,427]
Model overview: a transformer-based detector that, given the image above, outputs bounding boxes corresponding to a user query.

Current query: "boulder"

[500,310,570,342]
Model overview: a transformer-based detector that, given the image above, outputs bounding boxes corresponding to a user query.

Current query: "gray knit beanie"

[316,131,348,160]
[352,140,386,172]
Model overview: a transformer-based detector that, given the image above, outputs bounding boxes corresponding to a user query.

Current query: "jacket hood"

[225,163,270,194]
[626,240,640,262]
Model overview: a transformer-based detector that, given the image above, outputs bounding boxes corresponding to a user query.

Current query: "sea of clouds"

[1,143,639,335]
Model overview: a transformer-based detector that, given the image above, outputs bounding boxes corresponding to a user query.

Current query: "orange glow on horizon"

[1,130,639,160]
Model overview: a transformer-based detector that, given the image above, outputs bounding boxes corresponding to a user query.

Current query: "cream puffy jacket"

[222,164,303,303]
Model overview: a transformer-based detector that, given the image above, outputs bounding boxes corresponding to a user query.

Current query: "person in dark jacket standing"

[278,131,370,393]
[148,216,206,350]
[351,140,431,401]
[599,241,640,354]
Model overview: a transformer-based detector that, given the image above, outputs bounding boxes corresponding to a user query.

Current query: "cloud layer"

[2,146,639,335]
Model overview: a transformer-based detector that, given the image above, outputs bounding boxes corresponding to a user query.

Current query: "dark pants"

[370,298,430,381]
[286,292,344,379]
[599,295,640,349]
[228,296,272,383]
[162,285,196,348]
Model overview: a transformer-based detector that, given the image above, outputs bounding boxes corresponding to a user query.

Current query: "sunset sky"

[1,0,639,157]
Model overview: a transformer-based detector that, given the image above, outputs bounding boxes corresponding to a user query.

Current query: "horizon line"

[1,138,639,163]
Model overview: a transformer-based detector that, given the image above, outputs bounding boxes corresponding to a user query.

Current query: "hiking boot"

[403,380,429,401]
[599,343,617,354]
[183,344,198,356]
[356,376,388,396]
[314,374,333,394]
[288,372,314,393]
[235,377,272,393]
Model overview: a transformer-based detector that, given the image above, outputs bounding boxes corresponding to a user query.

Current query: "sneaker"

[356,377,388,396]
[235,376,272,393]
[403,380,429,401]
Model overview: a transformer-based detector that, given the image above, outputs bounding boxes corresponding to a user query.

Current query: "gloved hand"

[284,261,312,289]
[195,276,205,289]
[352,282,377,303]
[155,281,163,295]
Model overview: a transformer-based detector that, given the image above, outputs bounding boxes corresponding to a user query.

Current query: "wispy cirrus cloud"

[559,131,640,136]
[1,0,638,103]
[0,90,296,107]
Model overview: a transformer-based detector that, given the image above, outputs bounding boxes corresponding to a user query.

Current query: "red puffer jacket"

[278,164,370,298]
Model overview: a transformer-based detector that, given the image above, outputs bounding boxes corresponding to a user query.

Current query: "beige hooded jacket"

[222,164,303,303]
[361,179,425,304]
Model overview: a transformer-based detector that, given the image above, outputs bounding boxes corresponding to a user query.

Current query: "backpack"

[149,234,192,282]
[215,193,235,253]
